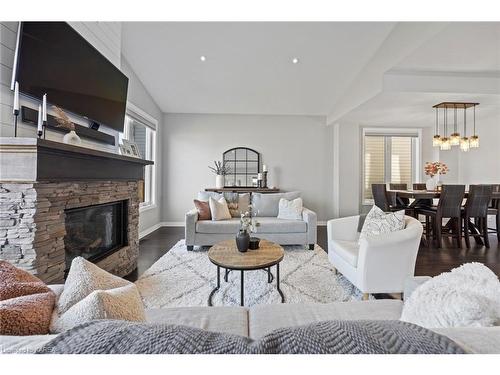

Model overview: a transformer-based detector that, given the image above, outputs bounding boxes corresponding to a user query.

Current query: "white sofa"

[2,279,500,354]
[327,215,423,298]
[185,191,317,250]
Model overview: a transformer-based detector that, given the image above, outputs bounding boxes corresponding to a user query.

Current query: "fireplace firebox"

[64,200,128,272]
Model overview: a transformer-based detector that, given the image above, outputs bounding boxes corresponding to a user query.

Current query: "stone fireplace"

[0,138,152,283]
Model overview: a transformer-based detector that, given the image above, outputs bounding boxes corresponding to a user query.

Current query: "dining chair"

[372,184,407,212]
[487,184,500,242]
[462,185,493,248]
[389,183,410,206]
[416,185,466,248]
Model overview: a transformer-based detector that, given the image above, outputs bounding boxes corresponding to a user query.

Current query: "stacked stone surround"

[0,180,140,284]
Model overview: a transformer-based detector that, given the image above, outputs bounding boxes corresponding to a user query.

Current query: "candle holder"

[13,109,19,137]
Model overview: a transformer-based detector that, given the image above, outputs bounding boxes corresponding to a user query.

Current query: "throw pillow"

[277,197,303,220]
[209,197,232,221]
[223,193,251,218]
[50,284,146,333]
[359,205,405,243]
[251,191,301,217]
[56,257,130,314]
[194,199,211,220]
[0,260,56,335]
[400,262,500,328]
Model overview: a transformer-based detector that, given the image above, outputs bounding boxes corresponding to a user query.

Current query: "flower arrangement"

[424,161,449,178]
[208,160,231,176]
[240,205,260,233]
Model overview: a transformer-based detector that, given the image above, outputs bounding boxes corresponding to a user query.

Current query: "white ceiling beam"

[326,22,448,125]
[383,69,500,95]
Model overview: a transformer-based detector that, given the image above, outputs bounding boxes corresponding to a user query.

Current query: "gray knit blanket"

[37,320,466,354]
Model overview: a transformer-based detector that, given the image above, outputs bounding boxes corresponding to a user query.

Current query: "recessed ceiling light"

[292,57,299,64]
[200,55,206,62]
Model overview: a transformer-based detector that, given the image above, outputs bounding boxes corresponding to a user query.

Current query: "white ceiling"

[396,22,500,73]
[121,22,500,122]
[121,22,395,115]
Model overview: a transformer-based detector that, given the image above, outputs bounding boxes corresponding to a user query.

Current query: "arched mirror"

[222,147,260,187]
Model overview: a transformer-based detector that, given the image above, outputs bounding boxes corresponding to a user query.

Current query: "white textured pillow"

[359,205,405,243]
[277,197,303,220]
[209,197,231,221]
[400,263,500,329]
[57,257,130,314]
[50,284,145,333]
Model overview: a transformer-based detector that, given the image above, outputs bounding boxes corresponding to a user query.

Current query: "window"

[362,129,421,204]
[120,105,157,210]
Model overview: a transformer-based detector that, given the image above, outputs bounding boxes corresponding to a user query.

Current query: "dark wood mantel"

[0,137,153,182]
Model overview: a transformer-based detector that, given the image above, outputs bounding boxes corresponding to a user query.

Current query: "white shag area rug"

[135,240,367,308]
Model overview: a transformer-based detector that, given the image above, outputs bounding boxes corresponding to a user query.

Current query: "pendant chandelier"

[432,102,479,152]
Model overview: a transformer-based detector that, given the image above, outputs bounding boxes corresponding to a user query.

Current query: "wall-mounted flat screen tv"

[12,22,129,132]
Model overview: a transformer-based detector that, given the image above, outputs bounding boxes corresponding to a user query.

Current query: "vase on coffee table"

[236,230,250,252]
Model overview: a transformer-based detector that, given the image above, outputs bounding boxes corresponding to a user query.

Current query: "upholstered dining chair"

[416,185,465,248]
[462,185,493,248]
[389,183,410,206]
[487,184,500,242]
[372,184,407,212]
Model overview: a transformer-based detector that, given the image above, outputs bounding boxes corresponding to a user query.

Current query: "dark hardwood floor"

[129,225,500,282]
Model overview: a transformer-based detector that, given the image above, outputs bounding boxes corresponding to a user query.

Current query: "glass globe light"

[450,132,460,146]
[460,137,470,152]
[432,135,442,147]
[469,135,479,148]
[440,137,451,151]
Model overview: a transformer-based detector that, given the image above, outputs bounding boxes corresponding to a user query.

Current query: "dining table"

[387,189,500,246]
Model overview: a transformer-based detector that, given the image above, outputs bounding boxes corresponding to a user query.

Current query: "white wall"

[161,113,333,223]
[121,57,163,234]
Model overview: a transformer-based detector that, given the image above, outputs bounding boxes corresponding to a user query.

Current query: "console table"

[205,187,280,194]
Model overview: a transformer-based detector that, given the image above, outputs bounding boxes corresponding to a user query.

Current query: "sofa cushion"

[251,191,301,217]
[51,284,146,333]
[277,197,303,220]
[248,300,403,339]
[209,197,232,221]
[330,239,359,267]
[224,193,250,218]
[145,306,248,337]
[253,217,307,234]
[57,257,130,314]
[0,260,56,336]
[196,218,241,234]
[194,199,211,220]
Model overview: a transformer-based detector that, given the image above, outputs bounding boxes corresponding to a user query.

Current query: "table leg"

[267,267,274,283]
[208,266,220,307]
[240,270,244,306]
[224,268,230,282]
[276,263,285,303]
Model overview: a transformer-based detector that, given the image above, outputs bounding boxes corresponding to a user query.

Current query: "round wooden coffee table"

[208,239,285,306]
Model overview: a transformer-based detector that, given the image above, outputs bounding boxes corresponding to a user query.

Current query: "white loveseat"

[327,215,423,297]
[185,191,317,250]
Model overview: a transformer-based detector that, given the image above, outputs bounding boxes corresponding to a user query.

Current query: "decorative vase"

[249,237,260,250]
[425,174,439,191]
[215,174,224,189]
[236,230,250,252]
[63,130,81,145]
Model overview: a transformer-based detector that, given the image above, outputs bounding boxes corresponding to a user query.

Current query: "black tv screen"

[14,22,129,132]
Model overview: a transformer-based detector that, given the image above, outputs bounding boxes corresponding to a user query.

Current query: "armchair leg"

[187,245,194,251]
[308,244,315,250]
[362,293,369,301]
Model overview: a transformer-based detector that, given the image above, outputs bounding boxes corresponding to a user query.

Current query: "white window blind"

[363,132,418,202]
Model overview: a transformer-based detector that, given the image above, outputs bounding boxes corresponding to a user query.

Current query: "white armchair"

[327,215,423,299]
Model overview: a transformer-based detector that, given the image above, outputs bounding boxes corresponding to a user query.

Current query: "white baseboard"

[140,220,326,239]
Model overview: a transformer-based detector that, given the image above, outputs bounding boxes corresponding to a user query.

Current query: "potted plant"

[236,206,260,252]
[208,161,230,189]
[424,162,448,191]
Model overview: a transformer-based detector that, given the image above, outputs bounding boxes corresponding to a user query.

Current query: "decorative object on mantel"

[208,160,231,189]
[432,102,479,152]
[12,81,20,137]
[42,93,48,139]
[52,106,81,145]
[424,161,448,191]
[121,139,141,158]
